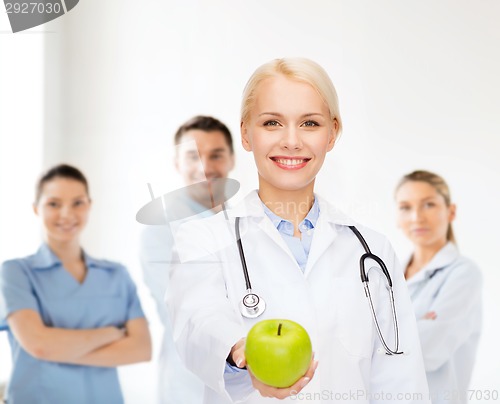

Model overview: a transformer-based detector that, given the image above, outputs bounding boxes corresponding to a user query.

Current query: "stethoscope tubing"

[235,217,252,291]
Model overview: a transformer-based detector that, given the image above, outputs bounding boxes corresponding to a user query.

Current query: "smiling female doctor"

[166,58,430,403]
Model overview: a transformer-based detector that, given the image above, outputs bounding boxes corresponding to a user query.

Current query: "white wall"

[2,1,499,402]
[0,8,45,386]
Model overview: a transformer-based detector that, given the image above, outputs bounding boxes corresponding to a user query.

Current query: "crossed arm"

[8,309,151,367]
[416,265,482,372]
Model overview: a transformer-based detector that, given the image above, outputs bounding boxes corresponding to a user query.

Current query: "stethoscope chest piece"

[239,292,266,318]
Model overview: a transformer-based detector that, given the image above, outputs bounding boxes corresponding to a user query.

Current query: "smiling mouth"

[270,157,311,168]
[57,224,78,231]
[412,228,429,234]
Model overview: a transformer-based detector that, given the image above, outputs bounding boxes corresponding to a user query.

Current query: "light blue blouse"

[0,244,145,404]
[262,196,319,272]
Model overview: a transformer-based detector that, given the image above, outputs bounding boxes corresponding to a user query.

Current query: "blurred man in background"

[139,116,235,404]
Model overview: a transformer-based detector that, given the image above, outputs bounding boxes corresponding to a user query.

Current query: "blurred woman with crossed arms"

[395,170,482,403]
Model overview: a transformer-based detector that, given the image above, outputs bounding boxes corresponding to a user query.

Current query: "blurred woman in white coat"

[395,170,482,403]
[167,58,430,403]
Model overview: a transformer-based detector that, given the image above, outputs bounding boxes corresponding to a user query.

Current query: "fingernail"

[313,360,319,371]
[300,377,310,388]
[235,357,243,368]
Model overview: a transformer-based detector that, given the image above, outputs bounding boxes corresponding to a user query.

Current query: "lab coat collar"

[227,190,356,275]
[305,196,356,274]
[227,190,355,226]
[406,241,459,285]
[315,194,356,226]
[226,190,270,219]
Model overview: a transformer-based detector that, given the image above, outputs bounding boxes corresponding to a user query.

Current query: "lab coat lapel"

[304,214,338,276]
[228,190,298,268]
[422,242,459,270]
[257,216,298,266]
[304,196,354,276]
[406,242,459,286]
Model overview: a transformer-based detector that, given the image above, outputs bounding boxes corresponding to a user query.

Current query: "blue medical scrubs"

[0,244,145,404]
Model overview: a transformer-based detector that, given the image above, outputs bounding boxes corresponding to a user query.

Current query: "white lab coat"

[405,242,482,404]
[167,191,430,403]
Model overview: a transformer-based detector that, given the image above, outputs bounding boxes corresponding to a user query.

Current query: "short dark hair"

[35,164,89,203]
[173,115,234,154]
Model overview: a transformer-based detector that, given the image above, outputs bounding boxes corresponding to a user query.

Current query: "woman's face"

[396,180,455,248]
[34,177,91,244]
[241,75,338,196]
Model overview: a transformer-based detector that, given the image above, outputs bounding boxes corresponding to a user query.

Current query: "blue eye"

[263,120,280,127]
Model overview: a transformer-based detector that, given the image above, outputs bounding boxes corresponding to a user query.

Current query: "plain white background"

[1,1,499,403]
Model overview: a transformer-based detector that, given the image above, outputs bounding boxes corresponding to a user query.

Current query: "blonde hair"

[396,170,456,244]
[240,57,342,133]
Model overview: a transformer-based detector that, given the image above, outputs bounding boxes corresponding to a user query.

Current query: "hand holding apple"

[245,319,314,388]
[249,355,317,399]
[229,339,317,399]
[229,337,246,368]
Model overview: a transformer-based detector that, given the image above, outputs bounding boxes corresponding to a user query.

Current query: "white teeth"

[275,158,307,166]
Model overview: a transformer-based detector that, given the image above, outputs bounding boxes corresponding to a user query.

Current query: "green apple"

[245,319,312,388]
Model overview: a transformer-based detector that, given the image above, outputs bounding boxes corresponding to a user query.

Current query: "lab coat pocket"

[331,277,374,358]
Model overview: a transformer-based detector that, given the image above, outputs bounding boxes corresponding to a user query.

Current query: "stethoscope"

[235,217,404,356]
